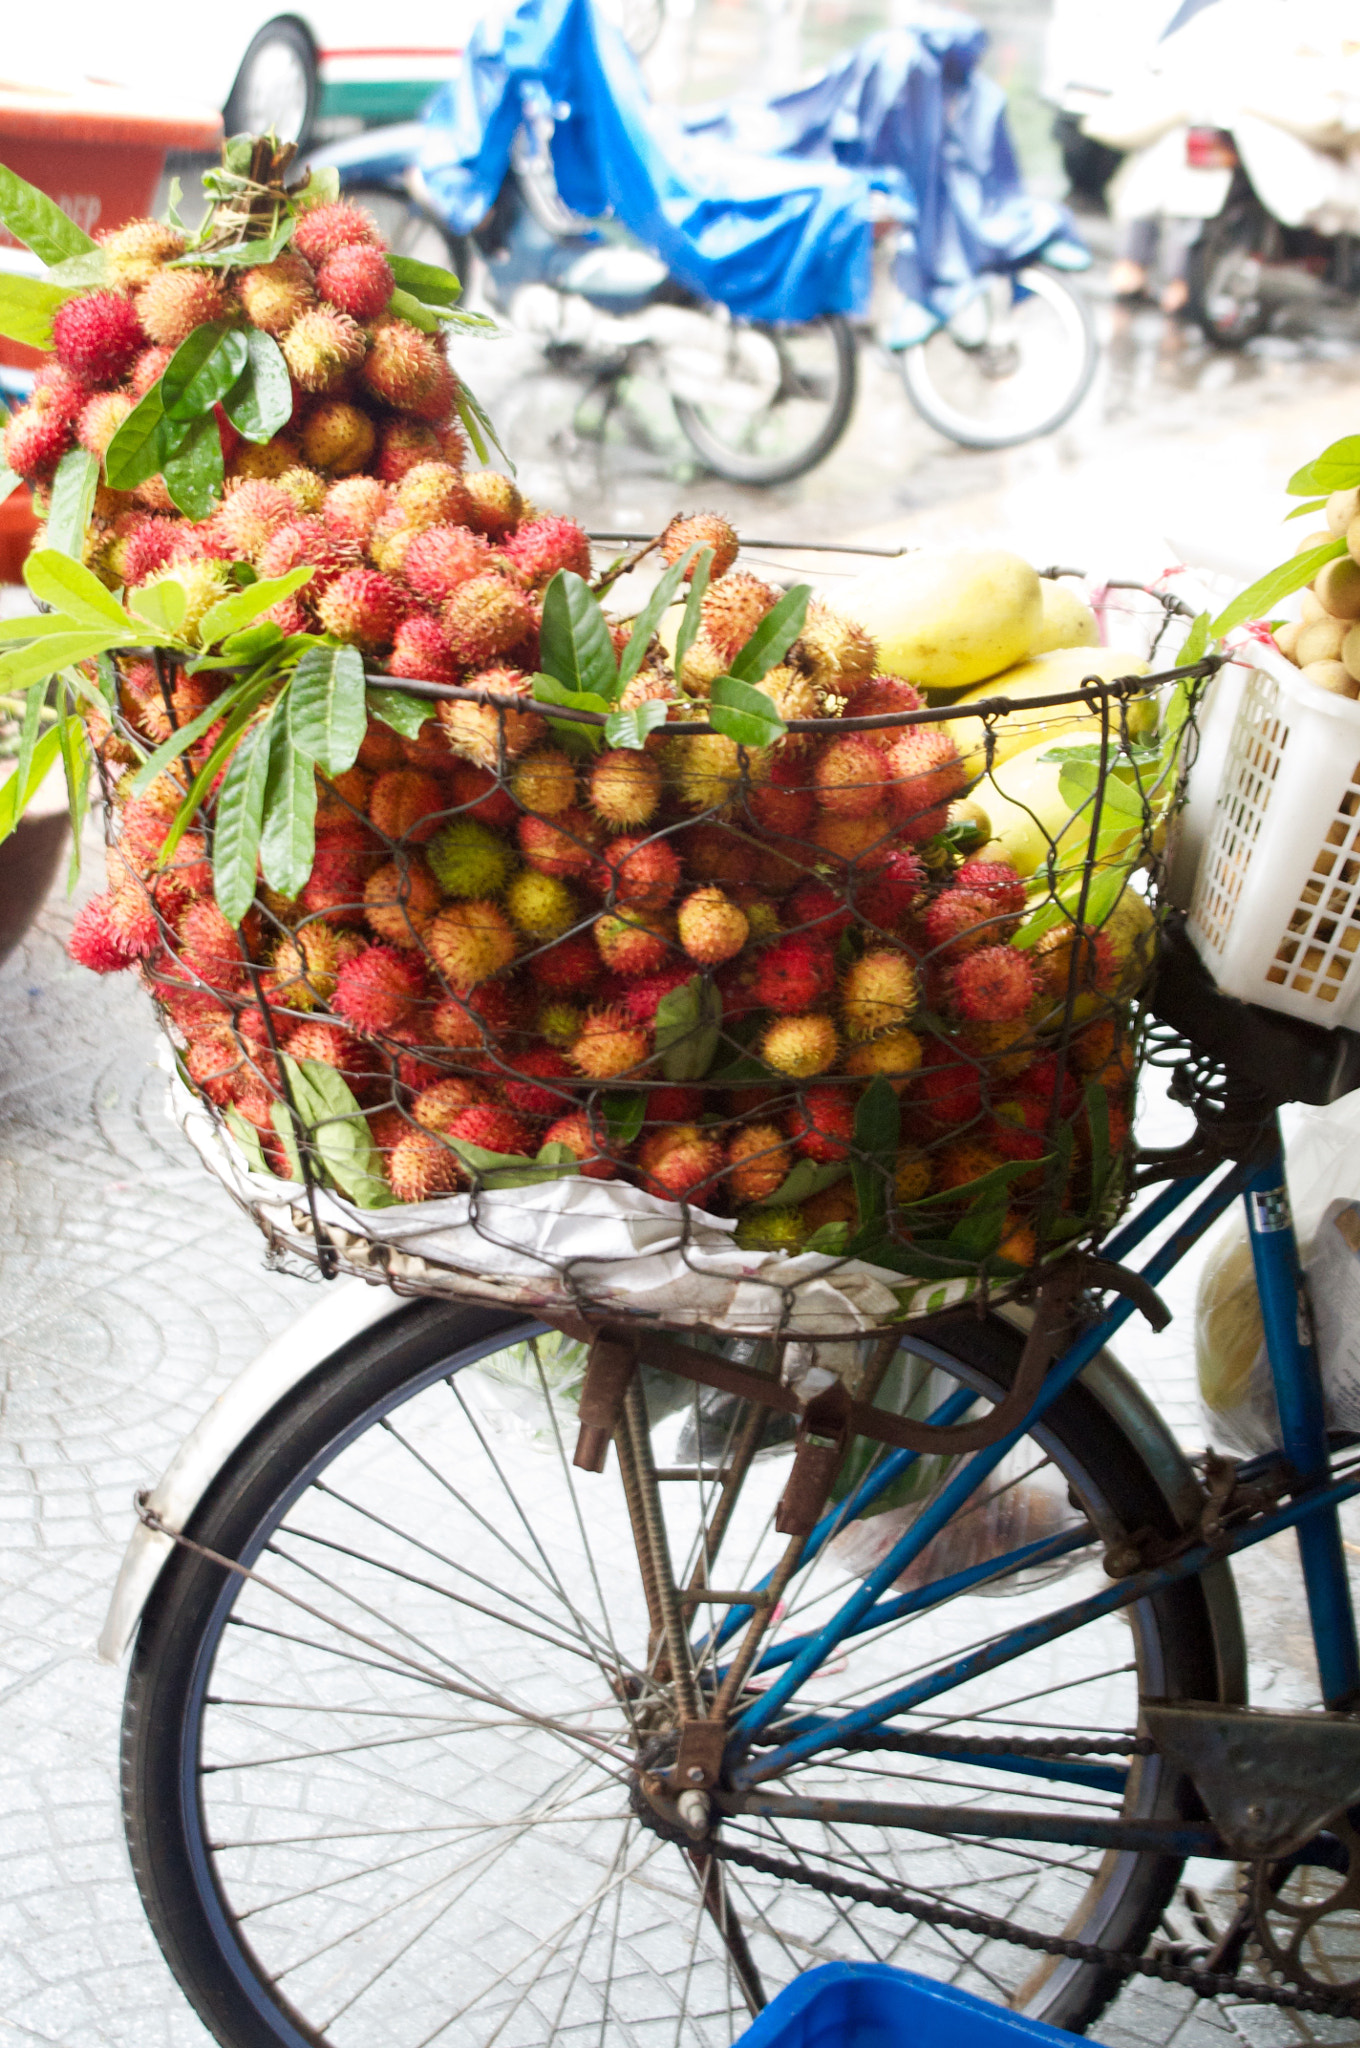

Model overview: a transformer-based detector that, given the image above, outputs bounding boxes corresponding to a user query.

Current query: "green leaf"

[283,1055,395,1208]
[531,672,609,756]
[165,177,186,232]
[366,685,432,741]
[708,674,786,750]
[535,1140,578,1170]
[23,546,131,630]
[1211,538,1347,635]
[851,1076,899,1233]
[1284,498,1329,522]
[55,696,90,885]
[1179,610,1211,667]
[163,410,224,520]
[162,322,250,422]
[217,623,284,665]
[223,1107,270,1176]
[196,568,313,650]
[1084,1080,1112,1221]
[287,642,367,775]
[802,1221,849,1256]
[181,214,295,271]
[13,668,44,803]
[0,724,62,843]
[104,383,174,492]
[212,716,273,925]
[443,1136,576,1188]
[455,378,513,471]
[947,1188,1008,1261]
[129,579,187,636]
[44,447,100,559]
[1056,759,1144,822]
[0,463,21,509]
[0,611,117,644]
[1287,438,1360,496]
[259,713,318,897]
[757,1159,846,1210]
[674,548,713,680]
[603,1093,647,1149]
[295,164,340,210]
[604,700,668,751]
[726,584,811,683]
[540,571,619,699]
[387,253,464,307]
[0,166,95,264]
[269,1100,304,1183]
[43,250,110,289]
[906,1154,1051,1212]
[0,631,125,691]
[0,272,71,349]
[618,548,698,690]
[221,331,293,443]
[654,974,723,1082]
[387,286,439,333]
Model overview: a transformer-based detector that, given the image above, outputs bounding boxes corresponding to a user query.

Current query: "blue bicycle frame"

[704,1112,1360,1812]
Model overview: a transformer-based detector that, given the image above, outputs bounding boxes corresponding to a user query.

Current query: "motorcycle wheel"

[899,266,1097,451]
[671,314,857,486]
[1187,201,1275,349]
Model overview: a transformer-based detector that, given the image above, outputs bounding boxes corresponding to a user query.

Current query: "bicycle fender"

[97,1279,410,1664]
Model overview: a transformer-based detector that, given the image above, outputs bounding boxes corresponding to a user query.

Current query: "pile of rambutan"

[40,145,1144,1284]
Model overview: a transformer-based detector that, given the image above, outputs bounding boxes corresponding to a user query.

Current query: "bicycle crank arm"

[713,1789,1227,1859]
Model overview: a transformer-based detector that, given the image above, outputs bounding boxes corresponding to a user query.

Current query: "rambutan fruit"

[361,317,449,415]
[283,1019,364,1074]
[67,893,138,973]
[645,1083,705,1123]
[3,403,71,479]
[507,869,578,940]
[518,806,598,880]
[721,1123,789,1207]
[374,419,440,483]
[365,514,416,580]
[990,1096,1048,1173]
[678,634,726,693]
[885,727,970,842]
[921,889,1003,959]
[323,475,388,545]
[387,1127,459,1202]
[443,1104,536,1162]
[700,572,778,664]
[662,511,739,580]
[98,217,186,289]
[958,1016,1034,1081]
[501,1046,576,1118]
[813,811,890,865]
[237,252,316,335]
[543,1110,617,1177]
[499,514,591,586]
[425,817,513,898]
[299,840,375,924]
[523,933,599,1002]
[795,601,877,689]
[637,1124,725,1203]
[752,932,836,1015]
[754,663,821,730]
[431,976,522,1049]
[366,767,446,847]
[842,949,919,1040]
[786,1085,855,1163]
[618,961,694,1025]
[843,674,926,723]
[571,1005,650,1079]
[510,748,576,818]
[736,1206,805,1252]
[395,461,470,532]
[76,390,132,458]
[51,289,145,386]
[316,567,405,649]
[167,556,233,642]
[588,749,661,830]
[256,515,349,591]
[1016,1055,1081,1121]
[784,878,851,940]
[185,1026,246,1106]
[1032,923,1117,998]
[364,857,441,948]
[666,732,745,814]
[447,758,517,828]
[315,242,394,319]
[126,346,174,403]
[368,1106,411,1154]
[947,945,1036,1024]
[916,1043,983,1124]
[463,470,523,539]
[404,522,490,603]
[593,908,671,976]
[178,899,247,991]
[265,925,343,1011]
[216,479,294,562]
[598,832,681,911]
[427,899,517,988]
[854,848,927,930]
[119,516,184,587]
[332,944,426,1033]
[747,754,815,837]
[935,1139,1008,1196]
[231,431,302,481]
[813,735,891,818]
[676,886,748,966]
[135,268,227,348]
[412,1077,491,1130]
[387,612,458,683]
[301,401,376,476]
[845,1028,924,1090]
[283,308,367,393]
[894,1148,932,1204]
[442,574,535,668]
[762,1013,838,1079]
[294,201,380,267]
[675,823,744,888]
[537,997,585,1047]
[952,859,1027,917]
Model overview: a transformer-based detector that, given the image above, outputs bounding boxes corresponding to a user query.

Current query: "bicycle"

[113,881,1360,2036]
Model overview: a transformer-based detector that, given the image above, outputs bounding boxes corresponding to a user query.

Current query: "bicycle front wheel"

[671,314,857,485]
[900,266,1097,450]
[122,1300,1237,2046]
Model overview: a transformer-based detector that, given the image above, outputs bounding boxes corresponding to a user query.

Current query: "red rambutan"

[361,318,451,417]
[323,475,389,545]
[67,893,138,973]
[499,514,591,587]
[646,1083,705,1123]
[404,527,489,610]
[593,909,672,977]
[786,1084,855,1163]
[921,889,1003,959]
[120,516,182,587]
[444,1104,536,1160]
[885,727,969,843]
[178,899,247,991]
[293,201,380,267]
[412,1077,492,1130]
[3,403,71,480]
[854,848,927,930]
[367,768,447,846]
[501,1046,576,1117]
[217,479,295,561]
[135,269,228,348]
[747,755,816,837]
[917,1042,984,1126]
[333,944,426,1033]
[543,1110,617,1177]
[441,573,535,668]
[813,735,891,818]
[374,419,442,483]
[598,833,681,910]
[51,289,145,386]
[700,572,777,664]
[282,307,367,393]
[571,1004,650,1079]
[841,673,926,723]
[388,613,458,683]
[784,878,853,940]
[448,758,518,829]
[637,1124,725,1202]
[752,932,836,1014]
[387,1127,459,1202]
[463,470,523,539]
[953,859,1027,917]
[316,567,406,649]
[618,960,694,1025]
[315,242,394,319]
[518,807,598,880]
[526,931,601,995]
[256,515,351,590]
[661,511,739,580]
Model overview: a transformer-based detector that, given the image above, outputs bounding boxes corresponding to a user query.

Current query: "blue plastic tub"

[735,1963,1084,2046]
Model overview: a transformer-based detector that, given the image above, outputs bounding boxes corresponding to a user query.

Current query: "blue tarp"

[409,0,1076,329]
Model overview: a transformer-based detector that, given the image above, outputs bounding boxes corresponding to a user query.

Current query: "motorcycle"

[312,0,1096,482]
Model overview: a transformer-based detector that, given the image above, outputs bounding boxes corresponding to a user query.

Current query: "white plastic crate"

[1186,642,1360,1028]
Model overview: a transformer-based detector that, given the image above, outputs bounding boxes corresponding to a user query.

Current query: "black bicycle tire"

[1187,201,1273,349]
[673,314,857,485]
[121,1299,1234,2046]
[900,266,1098,451]
[224,20,319,153]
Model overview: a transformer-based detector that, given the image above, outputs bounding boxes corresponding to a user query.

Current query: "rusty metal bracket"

[572,1328,638,1472]
[672,1717,728,1792]
[775,1382,853,1536]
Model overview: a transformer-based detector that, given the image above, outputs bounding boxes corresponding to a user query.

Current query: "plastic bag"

[1195,1092,1360,1453]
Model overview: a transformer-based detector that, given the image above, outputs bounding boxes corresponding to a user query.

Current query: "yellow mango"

[1028,578,1100,655]
[944,647,1153,776]
[973,734,1153,879]
[836,548,1042,693]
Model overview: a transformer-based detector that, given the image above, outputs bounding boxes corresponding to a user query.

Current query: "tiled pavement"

[1,845,1356,2047]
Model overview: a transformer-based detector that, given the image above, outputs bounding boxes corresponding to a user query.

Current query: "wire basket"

[86,548,1215,1343]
